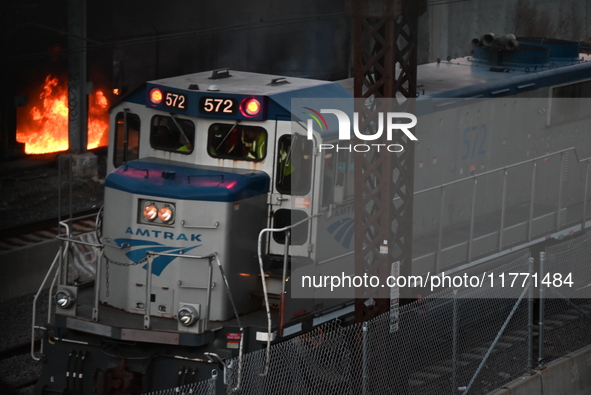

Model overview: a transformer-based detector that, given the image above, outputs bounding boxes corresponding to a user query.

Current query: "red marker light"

[149,88,163,105]
[240,97,261,117]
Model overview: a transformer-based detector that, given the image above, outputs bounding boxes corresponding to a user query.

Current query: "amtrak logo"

[115,238,201,276]
[125,227,202,241]
[327,217,355,249]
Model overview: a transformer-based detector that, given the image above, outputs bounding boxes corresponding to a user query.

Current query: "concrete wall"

[83,0,591,96]
[492,345,591,395]
[86,0,352,94]
[419,0,591,64]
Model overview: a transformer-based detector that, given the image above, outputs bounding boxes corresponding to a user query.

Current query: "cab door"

[268,121,316,258]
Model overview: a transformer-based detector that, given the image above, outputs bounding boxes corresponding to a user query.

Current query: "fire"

[16,75,109,154]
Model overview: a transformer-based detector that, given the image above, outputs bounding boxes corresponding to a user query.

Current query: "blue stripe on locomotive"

[428,62,591,99]
[105,158,270,202]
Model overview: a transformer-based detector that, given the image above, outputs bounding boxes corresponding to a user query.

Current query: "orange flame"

[16,75,109,154]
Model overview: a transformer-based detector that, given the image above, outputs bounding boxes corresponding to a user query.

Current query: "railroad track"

[0,341,41,393]
[0,210,99,253]
[405,298,591,394]
[0,211,100,393]
[0,287,48,395]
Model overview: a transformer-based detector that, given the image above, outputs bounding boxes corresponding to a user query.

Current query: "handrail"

[32,212,104,360]
[212,252,245,392]
[144,250,246,391]
[31,247,66,361]
[413,147,591,197]
[407,147,591,271]
[279,230,290,337]
[57,213,101,285]
[181,220,220,229]
[256,212,323,376]
[59,212,101,224]
[55,235,103,248]
[36,223,243,375]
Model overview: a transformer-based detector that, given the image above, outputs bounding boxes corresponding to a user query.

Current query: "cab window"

[320,146,354,206]
[549,80,591,126]
[207,123,267,161]
[321,150,335,207]
[114,111,140,168]
[150,115,195,154]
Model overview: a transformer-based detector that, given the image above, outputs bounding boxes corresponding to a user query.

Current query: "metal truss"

[347,0,425,322]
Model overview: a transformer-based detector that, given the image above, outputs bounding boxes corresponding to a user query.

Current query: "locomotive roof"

[338,54,591,99]
[415,54,591,98]
[149,69,348,97]
[339,37,591,98]
[118,69,352,122]
[112,39,591,134]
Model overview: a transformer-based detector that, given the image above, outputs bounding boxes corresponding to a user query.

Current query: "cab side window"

[319,146,355,206]
[275,134,313,196]
[549,80,591,126]
[321,150,335,207]
[114,111,140,168]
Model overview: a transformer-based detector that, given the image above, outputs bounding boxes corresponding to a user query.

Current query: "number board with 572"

[199,97,238,115]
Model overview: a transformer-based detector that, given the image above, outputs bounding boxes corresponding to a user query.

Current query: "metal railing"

[31,215,103,361]
[31,213,241,360]
[31,246,64,361]
[256,212,323,376]
[406,147,591,271]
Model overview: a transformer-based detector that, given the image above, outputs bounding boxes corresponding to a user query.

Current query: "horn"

[482,33,495,46]
[505,34,519,51]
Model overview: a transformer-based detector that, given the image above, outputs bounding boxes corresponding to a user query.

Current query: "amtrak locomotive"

[33,36,591,393]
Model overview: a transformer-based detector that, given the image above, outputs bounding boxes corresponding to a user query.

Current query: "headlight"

[178,305,199,327]
[143,204,158,221]
[138,199,175,226]
[158,206,173,222]
[55,289,75,309]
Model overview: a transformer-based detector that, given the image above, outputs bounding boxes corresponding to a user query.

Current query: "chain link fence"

[222,253,534,395]
[147,230,591,395]
[539,231,591,364]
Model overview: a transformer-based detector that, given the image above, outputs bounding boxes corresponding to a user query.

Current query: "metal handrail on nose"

[256,212,323,376]
[31,214,103,361]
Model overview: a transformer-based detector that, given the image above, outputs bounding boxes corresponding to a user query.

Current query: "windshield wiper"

[215,120,240,152]
[169,113,192,149]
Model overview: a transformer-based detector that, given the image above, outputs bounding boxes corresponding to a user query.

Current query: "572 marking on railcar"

[164,92,187,110]
[199,97,237,115]
[462,124,487,160]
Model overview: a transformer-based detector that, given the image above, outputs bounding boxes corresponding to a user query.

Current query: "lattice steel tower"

[347,0,426,322]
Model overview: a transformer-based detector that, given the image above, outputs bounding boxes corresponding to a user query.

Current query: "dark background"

[0,0,352,161]
[2,0,589,161]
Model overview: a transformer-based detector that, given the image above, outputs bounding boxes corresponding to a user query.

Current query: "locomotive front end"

[34,70,358,394]
[101,158,269,330]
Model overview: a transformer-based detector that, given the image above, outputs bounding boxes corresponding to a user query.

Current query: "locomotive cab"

[32,70,357,394]
[99,70,354,333]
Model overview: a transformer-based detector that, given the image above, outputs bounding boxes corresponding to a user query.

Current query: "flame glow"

[16,75,109,154]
